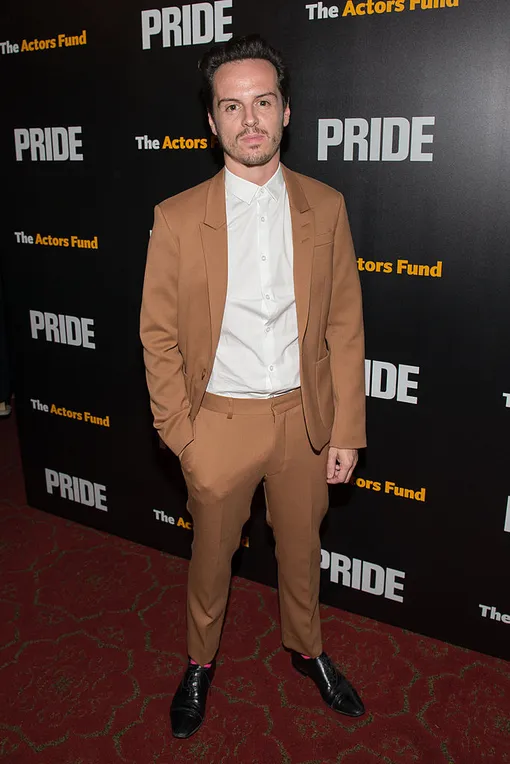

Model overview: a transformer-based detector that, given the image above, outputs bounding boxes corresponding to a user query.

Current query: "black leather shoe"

[170,659,216,738]
[291,651,365,717]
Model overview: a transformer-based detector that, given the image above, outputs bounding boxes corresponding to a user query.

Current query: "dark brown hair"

[199,34,290,112]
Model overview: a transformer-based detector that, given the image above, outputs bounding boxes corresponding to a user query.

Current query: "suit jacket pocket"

[314,231,334,248]
[315,351,334,429]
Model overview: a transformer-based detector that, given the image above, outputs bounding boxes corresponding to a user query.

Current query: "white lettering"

[45,468,107,510]
[343,118,369,161]
[14,128,30,161]
[381,117,410,161]
[0,40,20,54]
[14,126,83,162]
[365,359,420,404]
[318,116,435,162]
[153,508,176,524]
[410,116,435,161]
[317,119,342,161]
[14,231,34,244]
[305,2,339,19]
[141,9,161,49]
[29,310,95,349]
[321,549,405,602]
[480,603,510,624]
[141,1,232,49]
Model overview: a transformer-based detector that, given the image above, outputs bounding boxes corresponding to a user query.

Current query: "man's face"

[208,58,290,168]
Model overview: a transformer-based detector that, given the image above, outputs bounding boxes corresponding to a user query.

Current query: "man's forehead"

[213,58,278,93]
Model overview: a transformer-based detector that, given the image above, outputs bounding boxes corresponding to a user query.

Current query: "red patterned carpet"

[1,412,509,764]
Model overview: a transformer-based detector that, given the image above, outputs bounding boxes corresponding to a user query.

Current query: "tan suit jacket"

[140,165,366,457]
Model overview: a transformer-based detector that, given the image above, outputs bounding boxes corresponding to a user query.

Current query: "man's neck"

[223,152,281,186]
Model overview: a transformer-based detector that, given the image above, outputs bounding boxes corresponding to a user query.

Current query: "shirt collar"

[225,164,284,205]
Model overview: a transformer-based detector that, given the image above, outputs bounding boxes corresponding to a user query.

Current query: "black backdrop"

[2,0,509,660]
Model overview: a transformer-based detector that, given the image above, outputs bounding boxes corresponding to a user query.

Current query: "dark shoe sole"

[172,727,201,739]
[333,702,365,718]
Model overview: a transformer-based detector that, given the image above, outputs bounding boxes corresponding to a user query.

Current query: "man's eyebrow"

[217,91,278,106]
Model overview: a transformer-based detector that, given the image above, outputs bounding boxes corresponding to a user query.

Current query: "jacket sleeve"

[326,195,367,449]
[139,204,194,456]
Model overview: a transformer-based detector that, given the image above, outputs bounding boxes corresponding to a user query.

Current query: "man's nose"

[242,105,258,126]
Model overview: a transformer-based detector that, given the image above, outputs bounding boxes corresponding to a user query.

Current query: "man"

[140,34,366,739]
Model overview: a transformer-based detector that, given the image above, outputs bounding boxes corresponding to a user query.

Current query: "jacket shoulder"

[157,174,215,220]
[289,169,344,208]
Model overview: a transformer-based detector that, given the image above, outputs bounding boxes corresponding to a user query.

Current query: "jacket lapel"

[282,165,314,344]
[199,168,228,359]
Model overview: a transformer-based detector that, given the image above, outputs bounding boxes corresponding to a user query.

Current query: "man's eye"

[225,104,237,112]
[258,100,270,107]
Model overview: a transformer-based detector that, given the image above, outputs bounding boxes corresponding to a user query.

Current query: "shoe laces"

[320,654,340,686]
[321,655,351,702]
[183,665,207,692]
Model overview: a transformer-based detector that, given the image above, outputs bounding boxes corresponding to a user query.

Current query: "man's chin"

[241,156,272,167]
[229,149,277,167]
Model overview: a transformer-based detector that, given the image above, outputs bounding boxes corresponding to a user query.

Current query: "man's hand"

[326,447,358,485]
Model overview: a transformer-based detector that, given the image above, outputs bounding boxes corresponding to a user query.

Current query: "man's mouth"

[239,131,267,142]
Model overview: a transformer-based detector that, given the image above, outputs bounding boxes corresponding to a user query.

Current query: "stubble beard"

[217,123,284,168]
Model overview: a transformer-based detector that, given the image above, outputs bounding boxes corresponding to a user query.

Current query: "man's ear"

[207,111,218,136]
[283,101,291,128]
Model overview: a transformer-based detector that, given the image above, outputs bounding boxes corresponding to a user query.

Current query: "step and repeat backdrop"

[1,0,509,660]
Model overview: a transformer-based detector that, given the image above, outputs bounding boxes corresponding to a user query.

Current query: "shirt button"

[261,255,267,261]
[269,365,274,371]
[265,327,270,333]
[265,294,270,299]
[261,216,266,222]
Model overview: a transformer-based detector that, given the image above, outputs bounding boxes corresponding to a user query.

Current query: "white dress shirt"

[207,165,300,398]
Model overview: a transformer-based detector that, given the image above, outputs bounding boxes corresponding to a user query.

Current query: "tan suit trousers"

[179,388,329,666]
